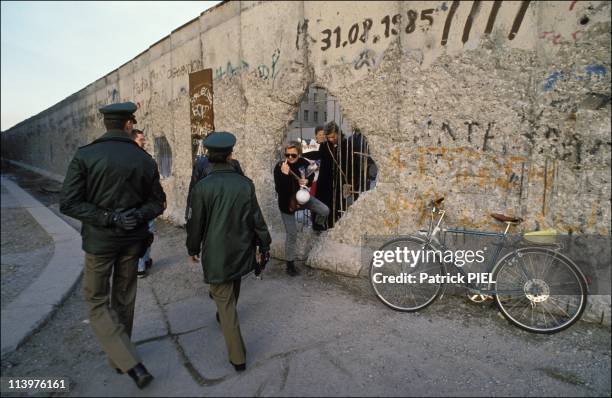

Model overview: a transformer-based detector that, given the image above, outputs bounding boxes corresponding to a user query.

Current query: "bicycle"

[369,198,588,334]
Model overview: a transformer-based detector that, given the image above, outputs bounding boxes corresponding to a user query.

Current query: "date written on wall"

[320,9,435,51]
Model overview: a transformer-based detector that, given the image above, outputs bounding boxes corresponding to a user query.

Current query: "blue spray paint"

[543,72,563,91]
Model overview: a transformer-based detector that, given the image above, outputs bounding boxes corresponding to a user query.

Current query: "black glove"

[133,209,147,225]
[110,209,138,231]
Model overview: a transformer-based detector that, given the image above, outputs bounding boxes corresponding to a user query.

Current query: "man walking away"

[131,128,161,278]
[186,132,271,372]
[60,102,166,389]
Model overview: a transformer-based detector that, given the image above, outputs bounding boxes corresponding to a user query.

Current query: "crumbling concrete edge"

[0,177,83,357]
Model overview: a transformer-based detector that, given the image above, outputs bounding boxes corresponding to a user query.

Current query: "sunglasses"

[284,153,298,158]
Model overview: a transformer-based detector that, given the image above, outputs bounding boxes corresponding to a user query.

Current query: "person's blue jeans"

[137,220,155,272]
[281,197,329,261]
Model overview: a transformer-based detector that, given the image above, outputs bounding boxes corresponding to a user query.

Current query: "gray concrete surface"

[1,184,54,309]
[0,176,82,356]
[0,166,610,397]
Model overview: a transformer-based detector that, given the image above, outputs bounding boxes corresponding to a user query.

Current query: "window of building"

[314,111,319,122]
[303,110,309,122]
[324,111,327,121]
[154,136,172,178]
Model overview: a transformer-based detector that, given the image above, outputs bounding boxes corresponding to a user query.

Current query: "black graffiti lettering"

[441,122,456,141]
[485,1,502,34]
[406,10,417,34]
[354,49,375,70]
[348,23,359,44]
[545,126,560,139]
[462,1,481,44]
[508,1,530,40]
[333,26,342,48]
[391,14,401,35]
[381,15,391,38]
[360,18,373,43]
[441,1,460,45]
[483,122,495,151]
[420,8,434,26]
[321,29,332,51]
[464,121,479,143]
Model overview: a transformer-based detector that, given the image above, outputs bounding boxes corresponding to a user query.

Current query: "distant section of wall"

[2,1,610,279]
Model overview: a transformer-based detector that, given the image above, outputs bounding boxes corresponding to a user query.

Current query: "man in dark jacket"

[186,132,271,372]
[185,151,244,223]
[316,121,347,228]
[60,102,166,389]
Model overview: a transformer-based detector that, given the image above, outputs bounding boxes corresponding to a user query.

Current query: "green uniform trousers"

[210,279,246,365]
[83,243,142,372]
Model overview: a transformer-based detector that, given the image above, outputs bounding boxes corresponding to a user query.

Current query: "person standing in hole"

[315,121,347,228]
[274,141,329,276]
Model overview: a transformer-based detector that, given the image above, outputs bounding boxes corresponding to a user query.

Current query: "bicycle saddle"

[490,213,523,223]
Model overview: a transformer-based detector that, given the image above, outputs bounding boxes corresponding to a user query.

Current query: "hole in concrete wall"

[154,136,172,178]
[579,16,589,25]
[282,84,378,229]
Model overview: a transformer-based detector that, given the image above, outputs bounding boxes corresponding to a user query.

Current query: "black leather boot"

[127,363,153,389]
[286,261,299,276]
[230,361,246,372]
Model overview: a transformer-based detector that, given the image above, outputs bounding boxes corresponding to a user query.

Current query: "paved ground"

[1,184,53,309]
[0,163,610,397]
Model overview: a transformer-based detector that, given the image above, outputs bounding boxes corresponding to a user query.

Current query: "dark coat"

[60,130,166,254]
[315,140,346,227]
[185,155,244,221]
[186,163,271,284]
[273,157,314,214]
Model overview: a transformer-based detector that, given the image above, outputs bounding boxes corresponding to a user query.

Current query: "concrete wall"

[2,1,610,282]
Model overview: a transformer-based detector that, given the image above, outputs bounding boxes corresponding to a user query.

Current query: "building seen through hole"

[282,84,378,229]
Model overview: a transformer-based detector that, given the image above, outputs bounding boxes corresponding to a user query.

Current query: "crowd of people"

[59,102,375,390]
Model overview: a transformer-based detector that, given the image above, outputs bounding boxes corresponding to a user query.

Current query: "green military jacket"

[186,163,272,284]
[60,130,166,254]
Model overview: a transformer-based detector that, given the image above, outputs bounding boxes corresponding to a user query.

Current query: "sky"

[1,1,222,131]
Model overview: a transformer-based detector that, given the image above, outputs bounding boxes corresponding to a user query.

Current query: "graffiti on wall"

[189,69,214,164]
[214,49,281,82]
[543,64,607,91]
[168,59,203,79]
[304,0,531,54]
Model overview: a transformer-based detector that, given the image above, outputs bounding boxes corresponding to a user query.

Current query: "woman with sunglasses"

[273,141,329,276]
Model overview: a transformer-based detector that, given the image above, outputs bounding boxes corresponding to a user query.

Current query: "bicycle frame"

[421,204,512,295]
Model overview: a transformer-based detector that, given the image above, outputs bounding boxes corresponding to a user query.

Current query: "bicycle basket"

[523,228,558,244]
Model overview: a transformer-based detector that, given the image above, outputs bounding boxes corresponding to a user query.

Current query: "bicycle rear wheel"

[492,248,587,334]
[369,237,445,312]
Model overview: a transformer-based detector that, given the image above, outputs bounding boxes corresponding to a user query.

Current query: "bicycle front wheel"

[369,237,445,312]
[492,248,587,334]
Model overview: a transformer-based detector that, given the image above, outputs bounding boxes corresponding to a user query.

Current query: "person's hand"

[190,255,200,263]
[110,209,138,230]
[281,161,290,175]
[298,178,308,187]
[260,249,270,269]
[255,249,270,276]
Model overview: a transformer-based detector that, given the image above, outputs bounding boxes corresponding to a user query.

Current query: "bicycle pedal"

[468,294,493,303]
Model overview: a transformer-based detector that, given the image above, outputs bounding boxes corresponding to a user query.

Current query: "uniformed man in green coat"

[186,132,271,372]
[60,102,166,389]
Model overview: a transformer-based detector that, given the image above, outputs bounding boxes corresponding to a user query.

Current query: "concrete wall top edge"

[199,0,240,34]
